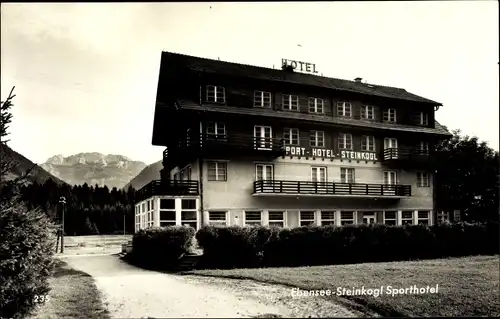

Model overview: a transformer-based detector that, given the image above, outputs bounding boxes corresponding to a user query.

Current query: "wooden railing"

[136,180,199,202]
[182,133,285,151]
[383,147,431,161]
[253,180,411,197]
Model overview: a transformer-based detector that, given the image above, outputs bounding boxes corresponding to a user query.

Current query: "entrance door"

[383,171,397,195]
[254,126,273,150]
[363,213,376,224]
[384,138,398,160]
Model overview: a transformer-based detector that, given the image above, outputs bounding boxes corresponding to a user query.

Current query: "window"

[338,133,353,150]
[417,172,430,187]
[383,171,397,185]
[181,199,196,210]
[383,171,397,195]
[419,112,428,125]
[181,166,192,181]
[254,125,273,149]
[309,130,325,147]
[206,122,226,138]
[254,91,272,108]
[283,128,299,145]
[401,211,414,225]
[159,208,176,227]
[436,211,450,224]
[340,168,355,183]
[135,205,140,231]
[245,211,262,226]
[268,211,285,227]
[147,200,150,211]
[208,211,227,226]
[337,101,352,117]
[282,94,299,111]
[207,162,227,181]
[300,211,315,226]
[384,211,397,225]
[419,141,429,154]
[361,135,375,152]
[361,105,375,120]
[181,199,197,229]
[309,98,324,113]
[206,85,225,103]
[340,211,355,225]
[417,211,430,225]
[383,108,396,122]
[362,212,376,224]
[256,164,273,181]
[311,166,327,182]
[383,138,398,160]
[160,199,175,209]
[321,211,336,226]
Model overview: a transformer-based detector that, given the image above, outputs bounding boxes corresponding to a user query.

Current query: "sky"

[1,1,498,165]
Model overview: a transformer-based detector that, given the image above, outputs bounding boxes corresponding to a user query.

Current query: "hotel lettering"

[341,151,378,161]
[285,146,335,159]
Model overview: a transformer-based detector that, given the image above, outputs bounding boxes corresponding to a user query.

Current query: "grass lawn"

[30,259,109,319]
[184,255,500,317]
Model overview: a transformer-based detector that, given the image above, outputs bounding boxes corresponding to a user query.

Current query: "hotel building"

[134,52,451,232]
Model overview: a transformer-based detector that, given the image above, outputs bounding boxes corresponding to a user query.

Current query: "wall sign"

[341,150,378,161]
[282,58,318,74]
[285,146,335,158]
[285,147,379,161]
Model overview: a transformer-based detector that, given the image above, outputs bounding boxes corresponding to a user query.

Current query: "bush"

[0,201,56,319]
[130,226,196,270]
[195,221,499,269]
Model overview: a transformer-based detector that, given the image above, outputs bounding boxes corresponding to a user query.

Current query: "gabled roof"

[161,51,443,106]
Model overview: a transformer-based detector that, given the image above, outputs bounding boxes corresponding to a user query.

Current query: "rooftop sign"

[282,58,318,74]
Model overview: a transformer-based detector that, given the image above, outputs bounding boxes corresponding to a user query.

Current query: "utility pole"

[59,196,66,253]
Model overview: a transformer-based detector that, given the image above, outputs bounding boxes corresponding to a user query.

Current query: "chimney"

[282,64,294,72]
[354,77,362,83]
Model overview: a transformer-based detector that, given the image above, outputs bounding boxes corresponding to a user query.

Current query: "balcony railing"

[383,147,431,162]
[136,180,199,203]
[165,133,285,158]
[253,180,411,197]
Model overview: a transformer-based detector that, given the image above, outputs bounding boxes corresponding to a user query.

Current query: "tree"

[435,129,499,222]
[0,88,56,318]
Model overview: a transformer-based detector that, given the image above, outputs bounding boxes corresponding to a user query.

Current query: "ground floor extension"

[134,195,440,232]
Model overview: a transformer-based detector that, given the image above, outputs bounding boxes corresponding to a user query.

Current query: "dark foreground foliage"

[0,201,56,319]
[129,226,196,270]
[195,222,499,269]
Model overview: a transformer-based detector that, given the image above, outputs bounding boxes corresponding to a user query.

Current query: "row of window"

[207,162,431,187]
[206,85,429,125]
[135,198,198,231]
[205,121,430,151]
[206,210,432,227]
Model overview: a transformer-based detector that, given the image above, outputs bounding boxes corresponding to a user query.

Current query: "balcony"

[136,180,199,203]
[164,133,285,164]
[382,147,432,167]
[253,180,411,198]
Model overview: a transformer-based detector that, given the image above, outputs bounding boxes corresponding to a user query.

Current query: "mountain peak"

[41,152,147,188]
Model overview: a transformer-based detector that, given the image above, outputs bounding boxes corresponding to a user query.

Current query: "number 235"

[34,295,50,303]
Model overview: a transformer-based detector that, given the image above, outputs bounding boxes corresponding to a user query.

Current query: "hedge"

[129,226,196,270]
[0,202,56,319]
[195,222,499,269]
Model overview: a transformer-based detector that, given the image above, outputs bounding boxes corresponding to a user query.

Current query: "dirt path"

[61,254,361,318]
